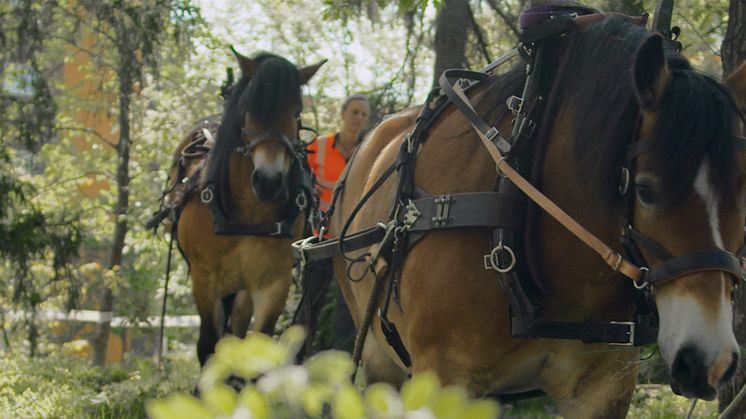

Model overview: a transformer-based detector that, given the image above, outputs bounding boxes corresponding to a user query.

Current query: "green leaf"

[145,393,212,419]
[430,386,468,419]
[202,383,237,416]
[238,386,270,419]
[305,350,355,385]
[364,382,403,417]
[332,384,366,419]
[400,371,440,411]
[461,400,500,419]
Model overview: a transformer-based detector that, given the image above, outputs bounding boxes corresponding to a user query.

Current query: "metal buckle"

[270,222,284,236]
[506,95,524,115]
[403,200,421,229]
[609,321,635,346]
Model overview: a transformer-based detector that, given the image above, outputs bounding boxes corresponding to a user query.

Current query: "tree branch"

[467,1,492,64]
[485,0,521,41]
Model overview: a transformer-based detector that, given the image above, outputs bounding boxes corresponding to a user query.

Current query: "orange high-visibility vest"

[307,133,347,211]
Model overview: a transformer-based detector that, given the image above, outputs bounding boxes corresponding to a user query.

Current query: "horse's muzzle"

[669,344,738,400]
[252,170,288,203]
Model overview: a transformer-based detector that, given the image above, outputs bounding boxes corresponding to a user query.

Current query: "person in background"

[298,94,370,357]
[307,94,370,212]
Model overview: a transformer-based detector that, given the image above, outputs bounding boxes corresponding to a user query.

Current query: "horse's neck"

[537,119,634,318]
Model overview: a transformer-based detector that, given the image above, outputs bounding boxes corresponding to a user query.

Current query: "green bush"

[0,349,197,418]
[147,326,500,419]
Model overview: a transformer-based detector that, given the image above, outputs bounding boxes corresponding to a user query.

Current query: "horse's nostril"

[671,344,706,389]
[252,171,284,199]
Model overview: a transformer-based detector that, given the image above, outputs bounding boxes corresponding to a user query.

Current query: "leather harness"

[292,10,746,369]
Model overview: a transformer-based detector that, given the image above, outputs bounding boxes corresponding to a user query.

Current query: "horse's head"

[628,34,746,400]
[210,49,325,205]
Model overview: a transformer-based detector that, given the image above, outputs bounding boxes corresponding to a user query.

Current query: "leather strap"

[512,317,657,346]
[410,192,525,232]
[645,250,746,286]
[440,70,644,282]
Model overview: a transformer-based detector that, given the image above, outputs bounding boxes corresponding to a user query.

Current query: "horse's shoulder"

[361,106,421,157]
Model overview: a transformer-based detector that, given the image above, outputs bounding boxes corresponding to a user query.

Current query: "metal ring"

[633,267,650,290]
[295,192,308,210]
[200,188,213,204]
[489,243,516,273]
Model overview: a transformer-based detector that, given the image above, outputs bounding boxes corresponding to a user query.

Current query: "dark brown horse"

[169,49,324,367]
[330,17,746,418]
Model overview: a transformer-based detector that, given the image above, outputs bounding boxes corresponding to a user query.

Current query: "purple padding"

[519,5,597,30]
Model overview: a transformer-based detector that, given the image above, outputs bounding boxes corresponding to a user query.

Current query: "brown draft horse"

[171,50,324,367]
[331,17,746,418]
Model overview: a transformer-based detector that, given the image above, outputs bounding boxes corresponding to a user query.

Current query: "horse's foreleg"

[230,290,254,339]
[541,346,639,419]
[363,331,408,388]
[193,270,222,367]
[250,276,291,336]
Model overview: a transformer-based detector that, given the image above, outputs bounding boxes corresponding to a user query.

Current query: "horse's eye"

[636,183,659,206]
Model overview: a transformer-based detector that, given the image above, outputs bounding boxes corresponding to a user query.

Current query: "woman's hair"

[341,94,368,112]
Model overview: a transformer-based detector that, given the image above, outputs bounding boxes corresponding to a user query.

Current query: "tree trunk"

[432,0,470,87]
[719,1,746,417]
[91,53,132,367]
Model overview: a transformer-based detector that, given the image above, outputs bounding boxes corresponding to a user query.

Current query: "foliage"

[0,0,84,355]
[147,326,500,419]
[0,347,198,418]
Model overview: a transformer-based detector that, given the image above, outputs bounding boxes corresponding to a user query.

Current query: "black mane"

[204,52,302,207]
[542,16,741,206]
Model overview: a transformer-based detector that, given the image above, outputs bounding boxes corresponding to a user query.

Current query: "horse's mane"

[543,16,741,206]
[204,52,302,208]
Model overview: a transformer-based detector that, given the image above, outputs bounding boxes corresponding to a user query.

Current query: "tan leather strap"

[451,81,643,281]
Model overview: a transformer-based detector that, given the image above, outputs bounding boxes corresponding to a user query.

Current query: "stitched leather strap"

[440,70,644,281]
[645,250,746,286]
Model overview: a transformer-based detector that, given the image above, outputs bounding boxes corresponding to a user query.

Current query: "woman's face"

[341,99,369,134]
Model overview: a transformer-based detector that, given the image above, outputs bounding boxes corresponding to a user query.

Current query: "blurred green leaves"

[147,326,500,419]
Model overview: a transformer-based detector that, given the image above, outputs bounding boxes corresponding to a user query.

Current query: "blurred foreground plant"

[147,326,499,419]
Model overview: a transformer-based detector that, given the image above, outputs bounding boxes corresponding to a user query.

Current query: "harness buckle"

[506,95,524,115]
[403,200,421,229]
[608,321,635,346]
[270,222,284,236]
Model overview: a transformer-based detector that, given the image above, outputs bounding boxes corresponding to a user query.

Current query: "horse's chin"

[669,377,718,401]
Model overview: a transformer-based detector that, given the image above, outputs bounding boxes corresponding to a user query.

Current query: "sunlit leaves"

[148,326,500,419]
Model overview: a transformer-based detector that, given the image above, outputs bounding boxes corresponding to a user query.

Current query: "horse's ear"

[298,59,327,85]
[725,61,746,115]
[633,33,670,110]
[230,45,256,78]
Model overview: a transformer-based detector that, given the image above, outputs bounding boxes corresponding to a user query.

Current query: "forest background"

[1,0,745,417]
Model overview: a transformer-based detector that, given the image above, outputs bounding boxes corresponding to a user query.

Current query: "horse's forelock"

[241,53,302,126]
[650,71,740,207]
